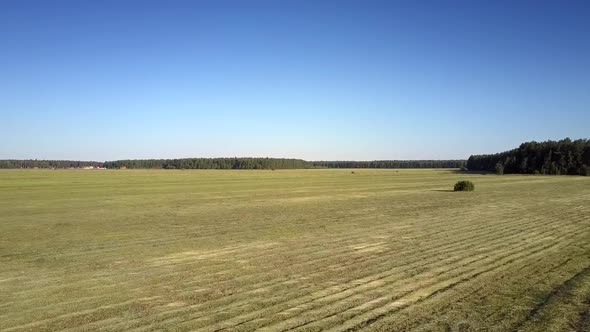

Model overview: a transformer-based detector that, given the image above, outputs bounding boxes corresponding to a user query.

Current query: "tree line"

[311,160,465,168]
[0,158,466,169]
[467,138,590,176]
[0,160,103,169]
[6,138,588,174]
[103,158,310,169]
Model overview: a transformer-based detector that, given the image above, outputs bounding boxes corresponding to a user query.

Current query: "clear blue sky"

[1,1,589,161]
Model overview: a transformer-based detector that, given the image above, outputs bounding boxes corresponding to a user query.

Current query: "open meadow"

[1,169,589,331]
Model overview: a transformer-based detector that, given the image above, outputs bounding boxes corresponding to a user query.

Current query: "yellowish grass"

[0,169,589,331]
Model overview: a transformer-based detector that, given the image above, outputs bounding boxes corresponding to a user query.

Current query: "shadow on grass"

[432,189,455,192]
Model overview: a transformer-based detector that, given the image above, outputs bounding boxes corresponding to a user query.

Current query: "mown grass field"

[1,169,589,331]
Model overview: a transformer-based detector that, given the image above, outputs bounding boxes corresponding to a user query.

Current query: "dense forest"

[0,158,465,170]
[0,160,103,169]
[311,160,465,168]
[4,138,588,174]
[105,158,466,169]
[467,138,590,175]
[103,158,309,169]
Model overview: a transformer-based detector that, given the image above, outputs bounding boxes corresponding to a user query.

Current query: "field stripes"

[0,169,589,331]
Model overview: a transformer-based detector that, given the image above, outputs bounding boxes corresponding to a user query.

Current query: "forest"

[102,158,466,169]
[0,158,465,170]
[0,160,103,169]
[103,158,310,170]
[311,160,465,168]
[467,138,590,175]
[3,138,588,174]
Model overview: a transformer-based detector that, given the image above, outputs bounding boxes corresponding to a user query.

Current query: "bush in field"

[454,180,475,192]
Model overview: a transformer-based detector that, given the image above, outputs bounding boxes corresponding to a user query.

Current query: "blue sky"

[1,1,589,161]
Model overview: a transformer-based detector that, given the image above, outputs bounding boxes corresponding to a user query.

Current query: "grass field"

[1,169,589,331]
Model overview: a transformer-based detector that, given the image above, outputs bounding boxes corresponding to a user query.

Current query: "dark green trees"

[0,158,467,170]
[467,138,590,175]
[103,158,311,170]
[311,160,466,168]
[0,160,102,169]
[101,158,468,170]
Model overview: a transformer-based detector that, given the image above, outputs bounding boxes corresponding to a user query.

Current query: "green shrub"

[454,180,475,192]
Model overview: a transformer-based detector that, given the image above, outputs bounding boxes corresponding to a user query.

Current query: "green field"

[1,169,589,331]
